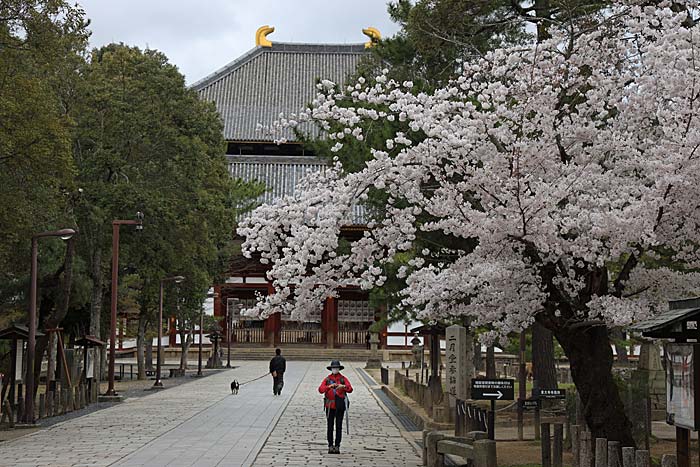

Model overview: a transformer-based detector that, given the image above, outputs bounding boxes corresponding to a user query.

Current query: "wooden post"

[517,331,526,441]
[426,431,445,467]
[635,450,650,467]
[595,438,608,467]
[17,396,24,423]
[572,425,581,467]
[54,388,60,415]
[661,454,678,467]
[676,427,690,467]
[553,423,563,467]
[56,331,71,389]
[46,330,54,394]
[534,380,541,441]
[580,430,592,467]
[38,394,45,419]
[3,400,13,428]
[622,447,635,467]
[541,423,552,467]
[607,441,621,467]
[47,391,53,417]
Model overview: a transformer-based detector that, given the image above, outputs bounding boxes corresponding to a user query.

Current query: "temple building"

[191,26,387,348]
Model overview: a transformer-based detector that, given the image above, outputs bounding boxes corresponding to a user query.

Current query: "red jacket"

[319,373,353,410]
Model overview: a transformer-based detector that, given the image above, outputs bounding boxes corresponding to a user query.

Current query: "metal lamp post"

[105,213,143,397]
[24,228,76,424]
[153,275,184,388]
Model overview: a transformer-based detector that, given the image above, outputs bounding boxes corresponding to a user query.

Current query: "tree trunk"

[33,237,76,397]
[145,340,153,371]
[552,322,635,446]
[533,321,558,389]
[473,341,482,374]
[179,330,191,370]
[486,345,496,378]
[136,309,147,380]
[611,328,629,364]
[89,245,103,380]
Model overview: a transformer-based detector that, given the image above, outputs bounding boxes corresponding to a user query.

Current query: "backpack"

[323,376,348,411]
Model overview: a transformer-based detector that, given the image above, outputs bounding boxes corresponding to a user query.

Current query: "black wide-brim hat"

[327,360,344,370]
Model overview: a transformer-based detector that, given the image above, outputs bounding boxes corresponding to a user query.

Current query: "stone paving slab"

[251,362,422,467]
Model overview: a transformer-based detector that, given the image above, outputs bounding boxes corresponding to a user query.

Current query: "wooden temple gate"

[214,284,381,348]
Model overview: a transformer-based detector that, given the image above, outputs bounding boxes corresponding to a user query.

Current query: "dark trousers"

[273,373,284,394]
[326,400,346,447]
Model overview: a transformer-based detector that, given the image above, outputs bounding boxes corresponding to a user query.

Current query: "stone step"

[232,348,372,361]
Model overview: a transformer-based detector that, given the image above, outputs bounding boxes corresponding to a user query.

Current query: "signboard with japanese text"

[471,378,515,400]
[665,343,700,430]
[533,388,566,399]
[446,325,467,400]
[520,398,540,410]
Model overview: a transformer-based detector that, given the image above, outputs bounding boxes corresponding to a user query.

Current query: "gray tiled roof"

[229,154,365,224]
[192,42,367,142]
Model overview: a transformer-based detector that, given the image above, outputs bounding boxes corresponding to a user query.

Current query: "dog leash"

[238,372,272,386]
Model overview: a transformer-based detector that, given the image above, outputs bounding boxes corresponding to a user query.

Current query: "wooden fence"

[1,380,99,427]
[563,424,676,467]
[455,399,489,436]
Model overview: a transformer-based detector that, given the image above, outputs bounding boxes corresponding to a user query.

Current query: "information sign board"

[666,343,700,430]
[471,379,515,400]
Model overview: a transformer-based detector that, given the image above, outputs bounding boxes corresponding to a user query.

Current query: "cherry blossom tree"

[240,1,700,443]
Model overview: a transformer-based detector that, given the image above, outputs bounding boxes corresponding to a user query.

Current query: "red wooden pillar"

[264,283,280,347]
[324,297,338,349]
[264,313,281,347]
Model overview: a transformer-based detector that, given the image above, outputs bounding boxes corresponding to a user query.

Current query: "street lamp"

[197,290,218,377]
[105,213,143,398]
[24,228,76,424]
[153,275,184,388]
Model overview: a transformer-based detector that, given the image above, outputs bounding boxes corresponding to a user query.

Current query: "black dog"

[230,380,239,395]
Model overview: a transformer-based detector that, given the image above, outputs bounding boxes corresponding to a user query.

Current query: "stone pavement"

[0,361,421,467]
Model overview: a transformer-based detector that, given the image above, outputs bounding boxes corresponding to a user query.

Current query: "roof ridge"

[190,41,367,90]
[190,45,264,90]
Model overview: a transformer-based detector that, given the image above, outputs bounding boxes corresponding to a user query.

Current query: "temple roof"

[192,42,367,142]
[228,154,366,223]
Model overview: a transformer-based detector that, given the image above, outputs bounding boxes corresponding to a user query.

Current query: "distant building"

[191,26,387,348]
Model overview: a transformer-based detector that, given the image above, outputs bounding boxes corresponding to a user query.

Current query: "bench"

[168,368,185,378]
[424,430,496,467]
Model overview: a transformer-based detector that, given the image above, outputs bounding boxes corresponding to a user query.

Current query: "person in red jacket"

[318,360,353,454]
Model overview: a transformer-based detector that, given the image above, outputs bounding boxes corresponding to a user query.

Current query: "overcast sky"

[77,1,401,84]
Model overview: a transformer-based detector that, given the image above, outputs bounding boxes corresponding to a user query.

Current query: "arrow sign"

[471,379,515,401]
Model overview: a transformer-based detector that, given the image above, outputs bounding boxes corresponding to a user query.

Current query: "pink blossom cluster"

[239,2,700,335]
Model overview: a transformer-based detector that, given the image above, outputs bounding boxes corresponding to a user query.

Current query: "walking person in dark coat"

[319,360,353,454]
[269,348,286,395]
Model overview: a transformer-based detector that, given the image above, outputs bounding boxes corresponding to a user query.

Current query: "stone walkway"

[252,363,422,467]
[0,361,421,467]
